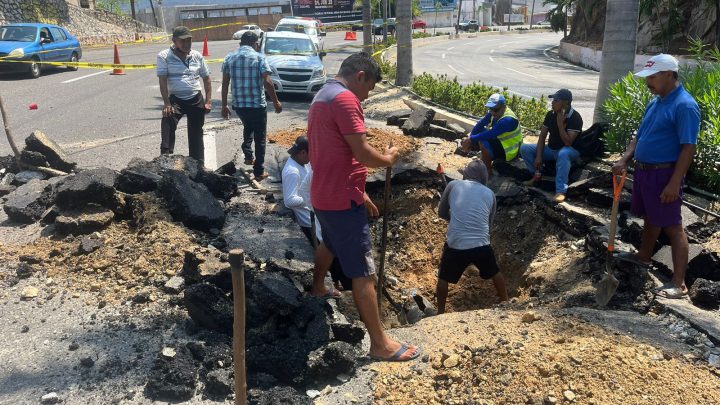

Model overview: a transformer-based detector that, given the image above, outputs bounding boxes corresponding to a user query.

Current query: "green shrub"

[602,40,720,193]
[601,73,653,152]
[411,73,548,130]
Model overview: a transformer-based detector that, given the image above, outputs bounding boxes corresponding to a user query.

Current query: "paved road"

[0,31,359,169]
[413,31,599,120]
[0,30,599,168]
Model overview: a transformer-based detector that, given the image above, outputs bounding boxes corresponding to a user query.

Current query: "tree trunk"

[363,0,372,53]
[717,0,720,47]
[149,0,159,28]
[594,0,640,123]
[130,0,136,20]
[396,0,412,86]
[382,0,388,44]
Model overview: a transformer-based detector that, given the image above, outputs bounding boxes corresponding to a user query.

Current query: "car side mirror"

[40,37,52,44]
[319,51,327,58]
[318,32,326,37]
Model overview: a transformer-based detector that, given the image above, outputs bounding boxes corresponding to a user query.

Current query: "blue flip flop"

[369,343,421,362]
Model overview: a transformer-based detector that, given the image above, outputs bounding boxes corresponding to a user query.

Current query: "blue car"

[0,23,82,79]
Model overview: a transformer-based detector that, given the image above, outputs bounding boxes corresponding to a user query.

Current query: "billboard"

[291,0,362,23]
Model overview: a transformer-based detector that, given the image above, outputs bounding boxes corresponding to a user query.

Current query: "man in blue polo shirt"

[460,93,523,176]
[221,31,282,181]
[612,54,701,299]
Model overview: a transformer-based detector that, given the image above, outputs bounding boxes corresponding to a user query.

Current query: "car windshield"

[264,37,316,55]
[276,24,317,36]
[373,19,384,24]
[0,26,37,42]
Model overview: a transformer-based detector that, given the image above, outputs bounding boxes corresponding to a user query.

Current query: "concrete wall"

[0,0,163,45]
[558,41,694,72]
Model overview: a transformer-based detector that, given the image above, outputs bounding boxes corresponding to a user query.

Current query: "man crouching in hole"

[436,159,509,314]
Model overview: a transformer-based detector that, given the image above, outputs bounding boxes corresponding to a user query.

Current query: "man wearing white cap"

[461,93,523,176]
[612,54,701,299]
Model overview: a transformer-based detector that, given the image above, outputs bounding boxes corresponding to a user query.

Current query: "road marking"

[61,70,111,83]
[447,64,464,75]
[489,56,495,62]
[490,49,495,53]
[492,85,533,99]
[504,67,537,78]
[448,46,455,50]
[442,53,446,59]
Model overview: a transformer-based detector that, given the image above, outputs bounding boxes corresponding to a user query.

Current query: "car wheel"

[29,57,41,79]
[67,53,78,71]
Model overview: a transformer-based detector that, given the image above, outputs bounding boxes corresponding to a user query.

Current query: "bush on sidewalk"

[410,73,547,130]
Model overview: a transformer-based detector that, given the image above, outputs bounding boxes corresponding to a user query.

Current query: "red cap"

[29,103,38,110]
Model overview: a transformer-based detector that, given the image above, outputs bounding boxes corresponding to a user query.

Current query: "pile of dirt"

[268,126,419,170]
[372,309,720,404]
[0,195,194,304]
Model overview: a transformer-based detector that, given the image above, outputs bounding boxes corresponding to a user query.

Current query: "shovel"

[595,172,626,307]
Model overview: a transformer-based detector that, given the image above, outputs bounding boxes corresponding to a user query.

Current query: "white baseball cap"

[635,54,679,77]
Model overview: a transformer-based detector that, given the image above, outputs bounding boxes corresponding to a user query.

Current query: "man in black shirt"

[520,89,584,203]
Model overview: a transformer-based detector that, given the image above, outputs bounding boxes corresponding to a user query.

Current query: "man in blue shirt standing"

[461,93,523,176]
[221,31,282,181]
[612,54,701,299]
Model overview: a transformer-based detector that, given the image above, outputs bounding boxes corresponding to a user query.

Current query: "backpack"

[573,123,607,158]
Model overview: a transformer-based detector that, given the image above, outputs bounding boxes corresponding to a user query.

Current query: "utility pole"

[130,0,136,20]
[563,3,568,37]
[472,0,476,20]
[529,0,535,28]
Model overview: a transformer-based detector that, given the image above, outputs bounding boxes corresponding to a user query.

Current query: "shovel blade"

[595,271,619,306]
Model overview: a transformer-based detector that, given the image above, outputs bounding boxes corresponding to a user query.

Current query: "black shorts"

[438,243,500,284]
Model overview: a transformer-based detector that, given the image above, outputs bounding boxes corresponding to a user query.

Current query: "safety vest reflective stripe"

[491,107,523,160]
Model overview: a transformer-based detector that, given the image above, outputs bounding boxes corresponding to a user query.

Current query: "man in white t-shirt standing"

[156,26,212,163]
[282,136,352,295]
[436,159,508,313]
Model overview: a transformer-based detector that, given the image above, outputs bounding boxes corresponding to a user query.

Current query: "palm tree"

[396,0,413,85]
[594,0,640,122]
[543,0,572,37]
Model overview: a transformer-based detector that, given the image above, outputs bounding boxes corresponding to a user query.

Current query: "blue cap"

[485,93,506,108]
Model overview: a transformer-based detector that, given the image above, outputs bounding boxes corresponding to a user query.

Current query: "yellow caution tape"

[0,59,156,70]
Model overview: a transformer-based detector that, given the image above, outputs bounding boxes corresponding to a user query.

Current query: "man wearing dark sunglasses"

[460,93,523,176]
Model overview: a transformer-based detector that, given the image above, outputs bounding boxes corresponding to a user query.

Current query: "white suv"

[261,31,327,95]
[274,17,325,50]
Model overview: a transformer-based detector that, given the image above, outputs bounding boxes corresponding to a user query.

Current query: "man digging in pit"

[612,54,700,299]
[308,52,420,362]
[436,159,509,314]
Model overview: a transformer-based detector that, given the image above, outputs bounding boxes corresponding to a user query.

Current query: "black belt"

[635,162,674,170]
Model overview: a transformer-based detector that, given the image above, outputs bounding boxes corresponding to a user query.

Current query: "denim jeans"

[520,143,580,194]
[161,92,205,162]
[234,107,268,177]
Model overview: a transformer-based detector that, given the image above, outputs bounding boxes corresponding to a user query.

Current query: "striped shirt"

[221,45,272,108]
[156,47,210,100]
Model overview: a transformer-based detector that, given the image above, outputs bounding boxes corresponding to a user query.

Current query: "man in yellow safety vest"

[461,93,523,176]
